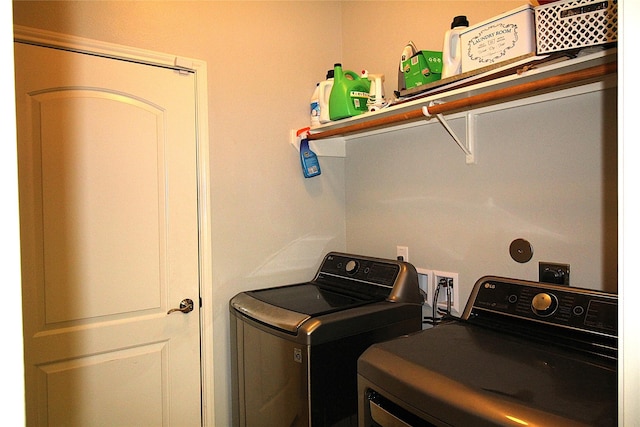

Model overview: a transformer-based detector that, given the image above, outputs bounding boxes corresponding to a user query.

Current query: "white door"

[15,41,202,426]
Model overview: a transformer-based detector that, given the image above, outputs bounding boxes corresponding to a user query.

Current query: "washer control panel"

[465,276,617,338]
[313,252,424,304]
[318,253,400,287]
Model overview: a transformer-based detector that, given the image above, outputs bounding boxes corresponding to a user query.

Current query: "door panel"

[43,344,165,427]
[38,91,164,322]
[15,42,201,426]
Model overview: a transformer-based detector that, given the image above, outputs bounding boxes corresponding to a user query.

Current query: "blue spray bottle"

[297,128,321,178]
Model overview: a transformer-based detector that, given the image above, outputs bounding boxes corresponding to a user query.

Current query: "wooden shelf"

[292,48,617,163]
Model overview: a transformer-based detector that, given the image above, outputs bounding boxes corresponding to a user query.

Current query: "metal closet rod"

[307,61,617,141]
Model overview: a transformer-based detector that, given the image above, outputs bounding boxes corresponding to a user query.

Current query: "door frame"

[13,25,215,425]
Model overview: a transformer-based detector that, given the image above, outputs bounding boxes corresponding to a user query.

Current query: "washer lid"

[231,283,382,333]
[230,291,311,333]
[247,283,379,317]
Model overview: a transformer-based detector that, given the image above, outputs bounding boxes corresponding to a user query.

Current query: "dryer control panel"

[463,276,617,339]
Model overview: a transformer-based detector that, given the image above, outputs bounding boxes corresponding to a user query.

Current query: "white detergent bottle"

[318,69,334,124]
[442,15,469,79]
[310,82,320,128]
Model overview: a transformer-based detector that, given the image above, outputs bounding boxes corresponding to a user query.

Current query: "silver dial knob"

[345,260,358,274]
[531,293,557,316]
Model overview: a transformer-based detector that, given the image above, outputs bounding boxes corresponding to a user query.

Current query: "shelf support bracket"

[289,129,346,157]
[422,104,476,164]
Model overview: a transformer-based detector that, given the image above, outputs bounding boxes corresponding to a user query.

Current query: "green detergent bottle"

[329,63,371,121]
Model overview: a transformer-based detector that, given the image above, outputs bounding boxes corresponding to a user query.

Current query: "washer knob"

[345,260,359,274]
[531,293,557,316]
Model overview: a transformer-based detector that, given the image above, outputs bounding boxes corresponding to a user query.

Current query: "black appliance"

[358,275,617,426]
[230,252,424,427]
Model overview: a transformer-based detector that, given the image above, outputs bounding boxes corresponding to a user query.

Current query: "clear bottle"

[442,16,469,79]
[310,83,320,127]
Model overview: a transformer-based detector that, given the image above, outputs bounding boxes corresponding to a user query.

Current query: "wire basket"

[535,0,618,54]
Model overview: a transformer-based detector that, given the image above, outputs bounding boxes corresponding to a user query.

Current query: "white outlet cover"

[432,270,460,314]
[416,268,432,304]
[396,245,409,262]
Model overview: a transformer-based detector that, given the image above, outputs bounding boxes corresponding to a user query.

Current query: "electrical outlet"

[431,270,460,314]
[539,262,570,286]
[396,245,409,262]
[416,268,432,303]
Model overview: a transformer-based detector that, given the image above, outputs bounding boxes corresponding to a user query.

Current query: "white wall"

[345,88,617,302]
[3,0,25,424]
[620,1,640,423]
[337,1,617,300]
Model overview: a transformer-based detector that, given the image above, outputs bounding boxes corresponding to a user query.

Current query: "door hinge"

[174,56,192,75]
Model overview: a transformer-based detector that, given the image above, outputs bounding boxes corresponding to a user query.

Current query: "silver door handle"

[167,298,194,315]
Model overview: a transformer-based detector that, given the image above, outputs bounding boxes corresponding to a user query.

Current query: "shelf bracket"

[422,104,476,164]
[289,129,346,157]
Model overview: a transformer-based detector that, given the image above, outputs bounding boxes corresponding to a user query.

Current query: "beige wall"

[340,1,525,91]
[11,1,623,425]
[344,88,617,290]
[13,2,347,425]
[337,0,616,296]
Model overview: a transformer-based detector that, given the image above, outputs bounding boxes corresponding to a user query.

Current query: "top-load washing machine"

[230,252,424,427]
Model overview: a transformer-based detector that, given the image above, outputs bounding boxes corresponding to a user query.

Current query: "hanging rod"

[307,61,617,141]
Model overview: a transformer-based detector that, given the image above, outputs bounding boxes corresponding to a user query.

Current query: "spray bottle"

[361,70,386,112]
[296,127,321,178]
[442,16,469,79]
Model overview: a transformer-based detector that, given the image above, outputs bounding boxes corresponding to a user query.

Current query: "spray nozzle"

[365,73,387,111]
[296,127,311,140]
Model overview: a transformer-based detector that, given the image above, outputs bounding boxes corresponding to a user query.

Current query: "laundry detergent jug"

[442,16,469,79]
[328,63,371,121]
[318,69,334,124]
